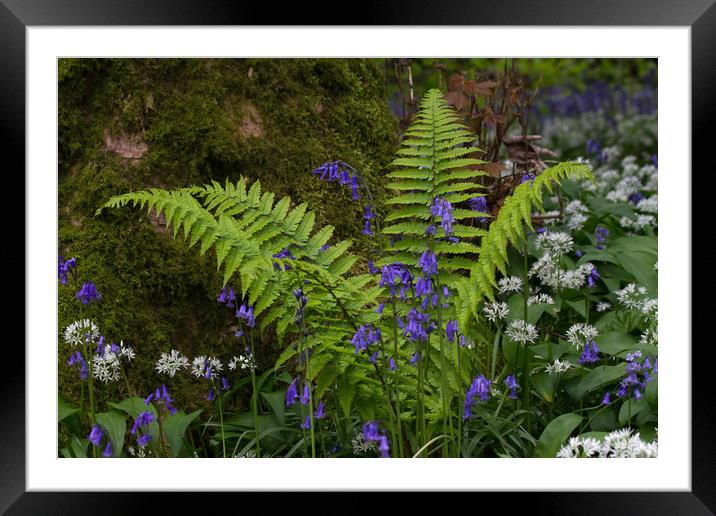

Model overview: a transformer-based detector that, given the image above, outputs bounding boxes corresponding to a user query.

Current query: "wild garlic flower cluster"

[155,349,190,377]
[497,276,523,295]
[93,342,134,383]
[483,302,510,322]
[563,200,589,231]
[529,253,596,291]
[565,323,599,349]
[615,283,657,318]
[557,428,658,458]
[64,319,100,347]
[229,352,255,372]
[190,356,224,379]
[352,432,378,455]
[545,358,573,374]
[535,231,574,257]
[505,320,539,345]
[528,292,554,306]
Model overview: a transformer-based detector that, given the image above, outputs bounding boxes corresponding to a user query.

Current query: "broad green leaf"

[260,391,286,426]
[534,413,583,458]
[573,365,626,400]
[58,398,79,422]
[96,410,126,458]
[163,409,202,457]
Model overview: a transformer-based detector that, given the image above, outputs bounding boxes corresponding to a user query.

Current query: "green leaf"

[618,399,649,426]
[163,410,202,457]
[260,391,286,426]
[96,410,127,458]
[597,331,656,358]
[58,398,79,422]
[573,365,626,400]
[534,413,583,458]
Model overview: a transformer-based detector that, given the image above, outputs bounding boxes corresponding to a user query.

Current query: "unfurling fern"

[380,88,489,278]
[451,162,594,330]
[98,178,385,419]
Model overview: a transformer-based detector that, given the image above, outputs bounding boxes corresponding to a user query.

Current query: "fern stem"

[249,334,261,458]
[390,297,405,458]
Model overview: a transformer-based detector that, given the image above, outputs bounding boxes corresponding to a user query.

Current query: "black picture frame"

[4,0,711,512]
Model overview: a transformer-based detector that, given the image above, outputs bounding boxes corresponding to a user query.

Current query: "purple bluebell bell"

[595,226,609,243]
[578,341,600,364]
[468,196,489,223]
[463,374,491,420]
[351,324,381,354]
[75,281,102,305]
[217,286,236,306]
[375,302,385,314]
[520,173,536,187]
[286,378,299,407]
[221,377,230,391]
[362,421,380,441]
[601,392,611,405]
[236,303,256,328]
[367,260,379,274]
[88,425,103,447]
[369,351,379,364]
[587,266,600,287]
[417,250,438,277]
[403,308,430,342]
[575,249,583,258]
[415,276,433,298]
[350,175,360,201]
[389,358,396,371]
[503,375,519,400]
[431,197,455,235]
[130,411,154,435]
[102,441,113,458]
[425,224,436,236]
[446,320,458,343]
[68,351,88,380]
[300,415,312,430]
[300,384,311,406]
[315,401,325,420]
[409,352,419,365]
[207,388,215,401]
[628,192,645,205]
[58,256,77,285]
[378,435,390,458]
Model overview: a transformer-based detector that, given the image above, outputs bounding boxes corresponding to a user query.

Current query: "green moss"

[58,58,398,411]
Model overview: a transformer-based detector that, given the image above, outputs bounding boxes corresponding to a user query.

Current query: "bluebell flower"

[389,358,396,371]
[446,320,458,343]
[601,392,611,405]
[595,226,609,243]
[586,139,601,156]
[378,435,390,458]
[628,192,645,205]
[286,378,299,407]
[520,173,536,187]
[300,384,311,406]
[578,341,600,364]
[468,196,489,223]
[459,335,466,347]
[88,425,103,447]
[236,303,256,328]
[207,388,215,401]
[415,276,433,298]
[375,302,385,314]
[217,286,236,306]
[575,249,583,258]
[403,308,430,342]
[130,411,154,435]
[320,244,331,252]
[102,441,113,458]
[75,281,102,305]
[587,266,600,287]
[409,352,419,365]
[425,224,436,236]
[417,250,438,277]
[315,401,325,419]
[503,375,519,400]
[350,175,360,201]
[367,260,379,275]
[351,324,381,354]
[651,154,658,168]
[300,415,311,430]
[58,256,77,285]
[431,197,454,235]
[68,351,88,380]
[463,374,491,420]
[362,421,380,441]
[221,377,230,391]
[369,351,379,364]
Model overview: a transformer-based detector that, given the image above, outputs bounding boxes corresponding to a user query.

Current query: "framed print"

[4,0,712,512]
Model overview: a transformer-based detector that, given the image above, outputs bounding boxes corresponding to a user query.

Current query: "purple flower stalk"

[75,281,102,305]
[417,250,438,277]
[587,267,600,287]
[431,197,454,236]
[286,378,299,407]
[463,375,491,420]
[578,341,600,364]
[88,425,103,447]
[503,375,520,400]
[58,256,77,285]
[446,320,458,343]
